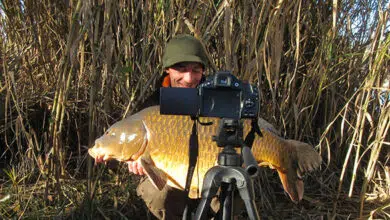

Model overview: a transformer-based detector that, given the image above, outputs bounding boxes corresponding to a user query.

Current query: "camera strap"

[244,119,262,148]
[182,118,199,220]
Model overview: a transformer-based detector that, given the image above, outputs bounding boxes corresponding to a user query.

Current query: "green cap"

[162,34,208,69]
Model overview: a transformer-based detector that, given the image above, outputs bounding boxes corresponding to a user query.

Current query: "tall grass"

[0,0,389,219]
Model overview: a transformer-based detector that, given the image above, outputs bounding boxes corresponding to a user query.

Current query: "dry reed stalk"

[223,1,232,70]
[82,0,101,202]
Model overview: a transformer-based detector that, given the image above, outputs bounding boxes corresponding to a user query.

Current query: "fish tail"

[287,140,322,177]
[277,168,303,203]
[276,140,321,203]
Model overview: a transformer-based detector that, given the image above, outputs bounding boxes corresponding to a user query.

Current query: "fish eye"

[106,131,115,136]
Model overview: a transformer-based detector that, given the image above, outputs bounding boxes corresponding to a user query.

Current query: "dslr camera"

[160,71,259,119]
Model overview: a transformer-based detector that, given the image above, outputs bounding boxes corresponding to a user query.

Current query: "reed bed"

[0,0,389,219]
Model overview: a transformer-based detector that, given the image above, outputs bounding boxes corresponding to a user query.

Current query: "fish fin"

[287,140,322,175]
[140,156,167,191]
[259,162,275,169]
[277,169,304,203]
[258,118,281,136]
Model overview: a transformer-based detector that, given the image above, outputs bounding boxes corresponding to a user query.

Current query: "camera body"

[160,71,259,119]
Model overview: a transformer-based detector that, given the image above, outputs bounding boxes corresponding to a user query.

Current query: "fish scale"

[145,114,217,196]
[89,106,322,202]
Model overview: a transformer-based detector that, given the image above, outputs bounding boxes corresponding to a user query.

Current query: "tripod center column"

[218,146,241,166]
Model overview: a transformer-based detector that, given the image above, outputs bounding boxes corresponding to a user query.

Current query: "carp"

[88,106,322,202]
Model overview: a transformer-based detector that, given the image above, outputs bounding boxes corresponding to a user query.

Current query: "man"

[127,34,209,219]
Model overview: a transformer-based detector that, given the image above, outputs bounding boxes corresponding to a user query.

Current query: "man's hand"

[126,161,146,175]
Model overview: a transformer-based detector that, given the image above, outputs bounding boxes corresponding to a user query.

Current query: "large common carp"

[88,106,321,202]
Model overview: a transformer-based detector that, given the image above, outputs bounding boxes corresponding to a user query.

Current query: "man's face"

[166,62,203,88]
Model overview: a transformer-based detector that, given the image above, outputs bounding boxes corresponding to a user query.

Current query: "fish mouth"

[88,147,112,163]
[88,148,99,158]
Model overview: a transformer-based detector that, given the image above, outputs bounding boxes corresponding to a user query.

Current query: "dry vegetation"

[0,0,389,219]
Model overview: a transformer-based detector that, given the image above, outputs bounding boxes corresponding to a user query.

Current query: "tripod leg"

[221,183,234,220]
[194,188,219,219]
[236,180,260,220]
[194,167,221,220]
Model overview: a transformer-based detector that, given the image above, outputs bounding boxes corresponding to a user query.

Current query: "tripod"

[193,118,260,220]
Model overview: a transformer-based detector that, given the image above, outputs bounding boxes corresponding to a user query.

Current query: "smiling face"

[166,62,204,88]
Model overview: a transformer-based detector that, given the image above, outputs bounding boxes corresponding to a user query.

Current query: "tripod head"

[212,118,259,177]
[213,118,243,148]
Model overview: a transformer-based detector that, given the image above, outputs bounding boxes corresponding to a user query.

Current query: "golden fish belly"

[143,113,219,198]
[139,107,292,198]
